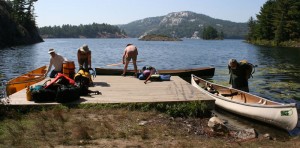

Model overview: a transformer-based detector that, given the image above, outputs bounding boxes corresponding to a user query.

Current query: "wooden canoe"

[6,65,47,96]
[191,74,298,131]
[95,67,215,78]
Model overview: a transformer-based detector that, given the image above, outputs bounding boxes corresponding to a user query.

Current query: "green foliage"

[120,11,248,39]
[38,23,126,38]
[139,34,182,41]
[124,101,209,117]
[0,0,42,48]
[6,0,37,30]
[247,0,300,46]
[0,102,210,123]
[202,26,223,40]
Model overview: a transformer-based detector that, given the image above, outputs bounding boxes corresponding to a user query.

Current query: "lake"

[1,38,300,136]
[1,38,300,103]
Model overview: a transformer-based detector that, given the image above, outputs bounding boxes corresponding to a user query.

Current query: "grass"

[0,104,299,147]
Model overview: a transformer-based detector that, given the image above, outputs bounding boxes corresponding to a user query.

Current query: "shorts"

[126,56,137,61]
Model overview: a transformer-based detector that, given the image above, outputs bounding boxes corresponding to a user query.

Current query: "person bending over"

[228,59,250,92]
[122,44,138,76]
[77,44,92,71]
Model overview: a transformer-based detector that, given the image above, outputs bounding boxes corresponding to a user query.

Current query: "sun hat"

[79,44,90,53]
[48,48,55,54]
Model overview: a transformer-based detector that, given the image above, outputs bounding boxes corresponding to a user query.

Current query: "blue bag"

[138,73,146,80]
[159,74,171,81]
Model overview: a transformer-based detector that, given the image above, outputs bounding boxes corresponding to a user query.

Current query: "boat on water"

[5,65,47,96]
[95,67,215,78]
[191,74,298,131]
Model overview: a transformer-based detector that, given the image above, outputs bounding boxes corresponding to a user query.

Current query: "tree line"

[247,0,300,47]
[0,0,42,48]
[5,0,37,30]
[39,23,127,38]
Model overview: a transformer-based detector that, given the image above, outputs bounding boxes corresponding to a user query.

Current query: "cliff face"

[0,1,43,49]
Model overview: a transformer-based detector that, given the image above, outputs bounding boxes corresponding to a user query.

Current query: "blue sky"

[35,0,267,27]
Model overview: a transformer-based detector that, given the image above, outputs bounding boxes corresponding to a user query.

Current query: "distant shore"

[139,34,182,41]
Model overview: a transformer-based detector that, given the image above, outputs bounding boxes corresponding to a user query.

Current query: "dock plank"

[6,76,215,107]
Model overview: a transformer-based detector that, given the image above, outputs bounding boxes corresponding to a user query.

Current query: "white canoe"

[191,74,298,131]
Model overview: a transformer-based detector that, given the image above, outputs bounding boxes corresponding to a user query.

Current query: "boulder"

[208,117,228,133]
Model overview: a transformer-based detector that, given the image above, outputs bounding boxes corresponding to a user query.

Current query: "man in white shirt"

[45,48,66,78]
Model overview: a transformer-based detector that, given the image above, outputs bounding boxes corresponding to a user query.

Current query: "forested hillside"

[119,11,247,39]
[0,0,42,49]
[247,0,300,47]
[38,23,127,38]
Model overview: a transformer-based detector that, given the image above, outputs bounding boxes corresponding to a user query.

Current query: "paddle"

[106,60,144,66]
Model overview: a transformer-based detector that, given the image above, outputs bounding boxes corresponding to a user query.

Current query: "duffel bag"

[150,74,161,81]
[31,87,56,102]
[55,85,81,103]
[159,74,171,81]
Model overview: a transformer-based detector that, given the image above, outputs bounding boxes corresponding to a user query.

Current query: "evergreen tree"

[202,26,218,40]
[247,17,257,40]
[247,0,300,46]
[256,0,276,40]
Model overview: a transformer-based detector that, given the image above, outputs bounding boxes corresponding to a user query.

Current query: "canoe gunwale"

[7,76,46,85]
[191,74,298,131]
[5,65,47,96]
[203,90,296,108]
[191,74,296,108]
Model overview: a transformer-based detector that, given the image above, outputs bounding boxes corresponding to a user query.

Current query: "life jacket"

[74,69,92,96]
[44,73,75,89]
[74,69,92,84]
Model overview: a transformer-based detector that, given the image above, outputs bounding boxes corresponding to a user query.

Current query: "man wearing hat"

[77,44,92,70]
[45,48,67,78]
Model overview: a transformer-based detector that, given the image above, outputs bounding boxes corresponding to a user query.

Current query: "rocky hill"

[0,1,43,49]
[119,11,248,39]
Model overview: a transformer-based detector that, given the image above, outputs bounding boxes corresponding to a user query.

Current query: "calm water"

[1,38,300,135]
[1,38,300,101]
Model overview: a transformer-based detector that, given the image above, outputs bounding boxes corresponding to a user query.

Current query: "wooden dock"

[5,76,215,109]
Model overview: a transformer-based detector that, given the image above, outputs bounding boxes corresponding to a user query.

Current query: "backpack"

[30,84,56,102]
[55,85,81,103]
[142,65,153,71]
[74,69,100,96]
[239,60,255,79]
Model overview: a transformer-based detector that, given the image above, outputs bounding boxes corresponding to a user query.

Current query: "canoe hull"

[95,67,215,78]
[191,74,298,131]
[6,66,47,96]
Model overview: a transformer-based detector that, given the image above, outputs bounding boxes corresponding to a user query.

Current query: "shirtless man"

[122,44,138,76]
[45,48,66,78]
[77,44,91,71]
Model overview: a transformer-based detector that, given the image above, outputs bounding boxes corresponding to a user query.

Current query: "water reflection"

[249,46,300,101]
